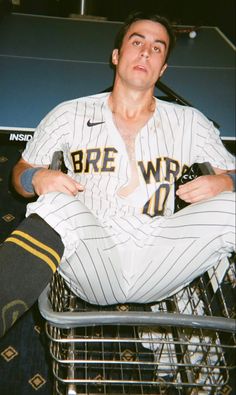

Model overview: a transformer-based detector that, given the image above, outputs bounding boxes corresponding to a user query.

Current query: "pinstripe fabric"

[26,190,235,304]
[23,93,235,304]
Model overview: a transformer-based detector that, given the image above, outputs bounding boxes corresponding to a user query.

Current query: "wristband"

[227,173,236,192]
[20,167,43,193]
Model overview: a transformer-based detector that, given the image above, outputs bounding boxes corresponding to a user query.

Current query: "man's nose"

[140,45,151,58]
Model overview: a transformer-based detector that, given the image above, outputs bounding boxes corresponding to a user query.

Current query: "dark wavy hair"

[113,11,176,62]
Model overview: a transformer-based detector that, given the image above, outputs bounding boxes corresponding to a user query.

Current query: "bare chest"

[113,116,147,161]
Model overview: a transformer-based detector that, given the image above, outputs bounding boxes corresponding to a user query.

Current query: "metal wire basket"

[38,257,236,394]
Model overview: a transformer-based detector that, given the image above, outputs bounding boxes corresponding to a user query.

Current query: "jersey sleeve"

[192,110,235,170]
[22,103,70,166]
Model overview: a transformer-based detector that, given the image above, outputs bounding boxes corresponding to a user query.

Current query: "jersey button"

[165,208,172,217]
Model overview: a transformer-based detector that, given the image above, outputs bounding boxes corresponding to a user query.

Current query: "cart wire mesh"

[38,257,236,394]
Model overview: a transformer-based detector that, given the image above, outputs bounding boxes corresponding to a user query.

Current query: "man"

[0,12,235,337]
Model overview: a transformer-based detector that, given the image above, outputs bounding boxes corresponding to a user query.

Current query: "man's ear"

[111,49,119,66]
[160,63,168,77]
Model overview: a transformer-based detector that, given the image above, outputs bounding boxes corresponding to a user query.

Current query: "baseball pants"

[26,191,235,305]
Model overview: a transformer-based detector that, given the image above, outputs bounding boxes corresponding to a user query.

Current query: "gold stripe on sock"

[11,230,61,264]
[5,237,57,273]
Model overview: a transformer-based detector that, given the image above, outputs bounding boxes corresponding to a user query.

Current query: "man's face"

[112,20,169,91]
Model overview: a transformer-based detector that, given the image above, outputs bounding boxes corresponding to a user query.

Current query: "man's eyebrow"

[128,32,145,40]
[128,32,167,48]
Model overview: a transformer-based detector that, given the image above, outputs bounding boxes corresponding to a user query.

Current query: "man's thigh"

[126,192,235,303]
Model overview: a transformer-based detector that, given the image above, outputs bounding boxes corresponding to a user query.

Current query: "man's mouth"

[133,65,147,72]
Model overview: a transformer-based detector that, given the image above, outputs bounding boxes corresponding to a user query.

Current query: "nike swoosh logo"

[87,120,105,127]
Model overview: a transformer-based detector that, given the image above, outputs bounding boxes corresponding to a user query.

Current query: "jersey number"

[143,183,170,217]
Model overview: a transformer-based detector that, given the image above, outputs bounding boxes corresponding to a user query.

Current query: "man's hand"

[32,168,84,196]
[12,157,84,198]
[176,173,233,204]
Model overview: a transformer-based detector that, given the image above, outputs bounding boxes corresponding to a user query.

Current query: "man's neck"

[108,85,156,121]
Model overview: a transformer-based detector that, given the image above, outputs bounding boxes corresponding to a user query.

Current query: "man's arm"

[176,168,235,204]
[12,157,84,198]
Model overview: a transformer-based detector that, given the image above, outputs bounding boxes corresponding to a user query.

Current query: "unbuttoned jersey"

[22,92,235,219]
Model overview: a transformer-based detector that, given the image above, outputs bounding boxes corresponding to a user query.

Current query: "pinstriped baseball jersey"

[23,93,235,304]
[23,92,235,220]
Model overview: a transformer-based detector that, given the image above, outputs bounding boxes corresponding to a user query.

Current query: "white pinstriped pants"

[26,191,235,305]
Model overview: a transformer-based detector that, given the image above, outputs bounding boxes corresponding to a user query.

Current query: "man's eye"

[133,40,142,46]
[153,46,161,52]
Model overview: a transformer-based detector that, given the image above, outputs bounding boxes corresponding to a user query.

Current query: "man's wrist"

[226,172,236,192]
[20,167,43,193]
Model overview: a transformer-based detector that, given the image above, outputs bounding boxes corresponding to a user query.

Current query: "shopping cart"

[38,256,236,395]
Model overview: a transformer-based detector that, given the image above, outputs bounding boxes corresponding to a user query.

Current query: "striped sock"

[0,214,64,337]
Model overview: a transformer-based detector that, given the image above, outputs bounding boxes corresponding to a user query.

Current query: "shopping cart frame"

[38,257,236,395]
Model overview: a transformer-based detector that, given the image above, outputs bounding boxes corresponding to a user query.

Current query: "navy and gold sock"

[0,214,64,337]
